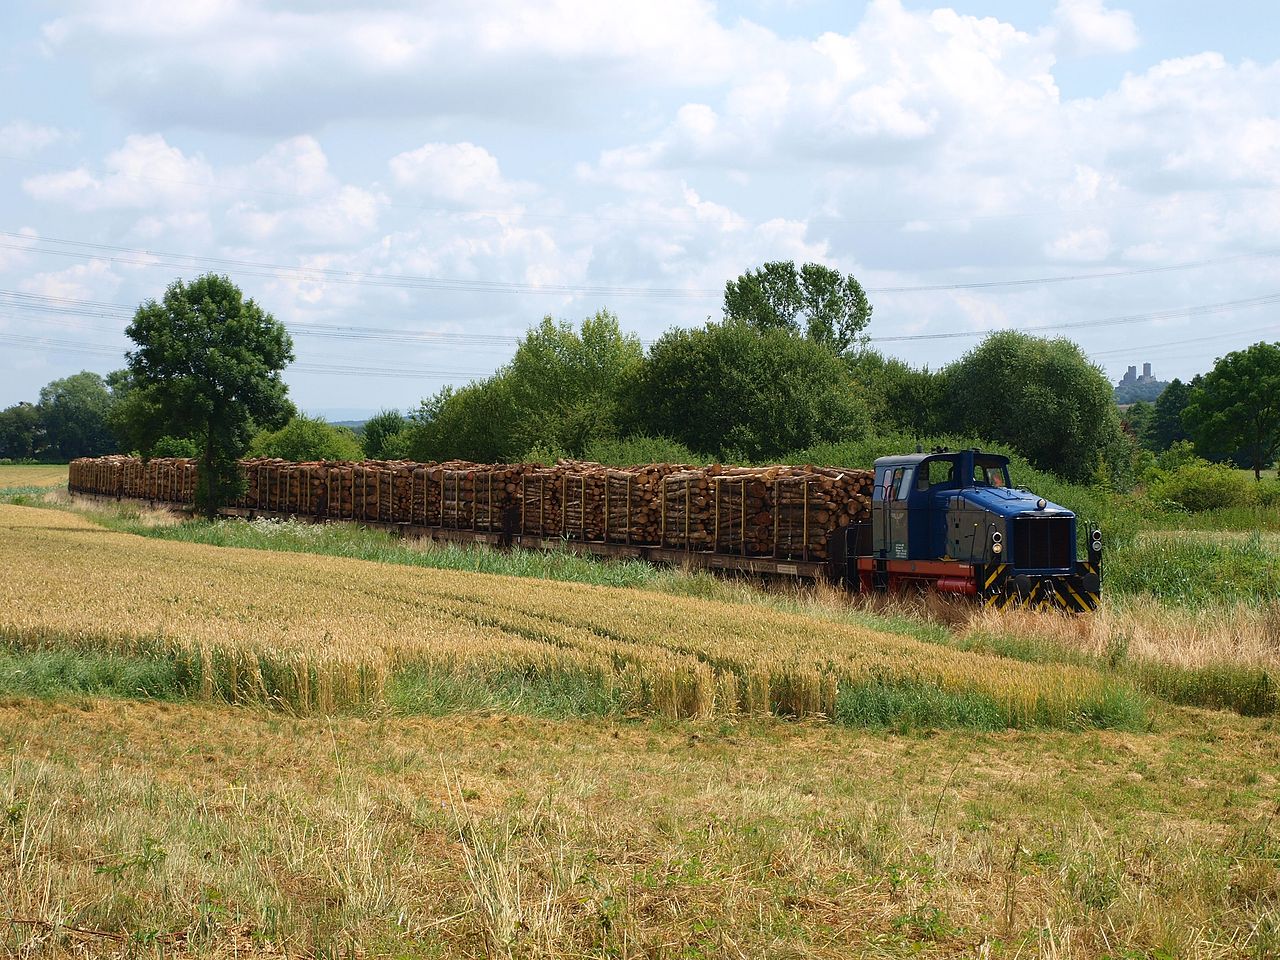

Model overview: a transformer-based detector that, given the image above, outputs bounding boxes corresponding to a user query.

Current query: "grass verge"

[0,647,183,700]
[833,676,1149,732]
[955,625,1277,717]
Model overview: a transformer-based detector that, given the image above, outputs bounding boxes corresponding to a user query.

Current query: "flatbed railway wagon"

[68,447,1101,611]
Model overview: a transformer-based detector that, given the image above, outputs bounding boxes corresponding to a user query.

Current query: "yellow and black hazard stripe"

[980,563,1010,609]
[979,562,1099,614]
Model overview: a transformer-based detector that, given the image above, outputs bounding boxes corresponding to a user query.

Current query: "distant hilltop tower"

[1118,362,1156,386]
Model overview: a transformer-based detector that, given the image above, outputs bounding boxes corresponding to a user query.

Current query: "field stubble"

[0,698,1275,959]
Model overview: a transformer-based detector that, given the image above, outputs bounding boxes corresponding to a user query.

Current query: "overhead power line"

[4,286,1279,354]
[1087,323,1280,359]
[870,292,1280,343]
[0,329,493,380]
[4,230,1280,299]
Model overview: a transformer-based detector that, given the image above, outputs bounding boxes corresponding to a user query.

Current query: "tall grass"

[91,511,674,591]
[959,601,1279,716]
[0,648,182,700]
[1106,533,1280,607]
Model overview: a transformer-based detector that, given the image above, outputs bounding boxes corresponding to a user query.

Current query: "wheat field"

[0,504,1126,724]
[0,463,68,489]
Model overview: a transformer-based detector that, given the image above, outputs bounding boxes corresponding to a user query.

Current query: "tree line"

[4,264,1277,517]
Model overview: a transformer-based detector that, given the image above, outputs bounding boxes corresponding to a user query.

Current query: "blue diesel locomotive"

[835,448,1102,611]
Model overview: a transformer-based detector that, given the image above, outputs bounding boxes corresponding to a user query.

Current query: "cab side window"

[893,467,912,500]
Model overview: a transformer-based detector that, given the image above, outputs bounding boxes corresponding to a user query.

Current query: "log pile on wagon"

[68,454,873,559]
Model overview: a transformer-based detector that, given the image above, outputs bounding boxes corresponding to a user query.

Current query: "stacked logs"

[518,460,694,543]
[433,461,535,531]
[67,455,873,558]
[604,463,690,544]
[521,468,564,537]
[70,455,124,497]
[660,468,719,549]
[69,456,197,503]
[710,465,874,560]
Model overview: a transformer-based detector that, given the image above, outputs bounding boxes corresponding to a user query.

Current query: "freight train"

[69,447,1101,612]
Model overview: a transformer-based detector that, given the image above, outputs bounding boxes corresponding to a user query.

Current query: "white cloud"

[23,133,383,247]
[22,133,212,211]
[589,0,1059,180]
[1052,0,1140,57]
[38,0,761,133]
[20,259,122,303]
[0,228,39,272]
[0,120,70,157]
[388,142,529,207]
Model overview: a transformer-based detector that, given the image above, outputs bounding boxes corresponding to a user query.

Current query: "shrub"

[1255,480,1280,509]
[151,435,199,458]
[580,435,706,466]
[1147,462,1254,513]
[248,415,363,462]
[360,409,407,460]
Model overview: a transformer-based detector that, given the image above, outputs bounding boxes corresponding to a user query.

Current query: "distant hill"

[1114,380,1169,404]
[330,419,368,432]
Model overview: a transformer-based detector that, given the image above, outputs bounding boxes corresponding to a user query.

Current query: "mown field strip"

[0,463,68,489]
[0,504,1129,724]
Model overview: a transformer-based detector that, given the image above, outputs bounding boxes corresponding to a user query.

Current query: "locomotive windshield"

[973,457,1011,489]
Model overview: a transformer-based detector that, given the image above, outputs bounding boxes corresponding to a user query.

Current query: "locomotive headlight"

[1091,529,1103,551]
[992,541,1003,555]
[1036,498,1047,510]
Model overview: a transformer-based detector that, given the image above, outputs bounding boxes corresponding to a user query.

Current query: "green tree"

[36,371,116,460]
[0,402,43,460]
[248,415,363,462]
[105,368,162,456]
[404,379,516,463]
[123,274,294,516]
[504,311,643,456]
[944,331,1128,484]
[361,409,407,460]
[1121,400,1154,448]
[626,321,868,461]
[1148,378,1192,452]
[847,351,946,437]
[1183,342,1280,480]
[724,260,873,353]
[404,311,642,463]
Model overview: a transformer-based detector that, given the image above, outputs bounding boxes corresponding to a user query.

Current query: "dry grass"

[0,464,67,490]
[0,504,1125,724]
[966,600,1280,672]
[0,697,1275,958]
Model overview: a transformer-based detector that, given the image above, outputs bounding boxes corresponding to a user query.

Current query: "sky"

[1,0,1278,419]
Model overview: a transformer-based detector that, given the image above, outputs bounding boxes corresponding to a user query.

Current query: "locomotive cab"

[849,448,1101,611]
